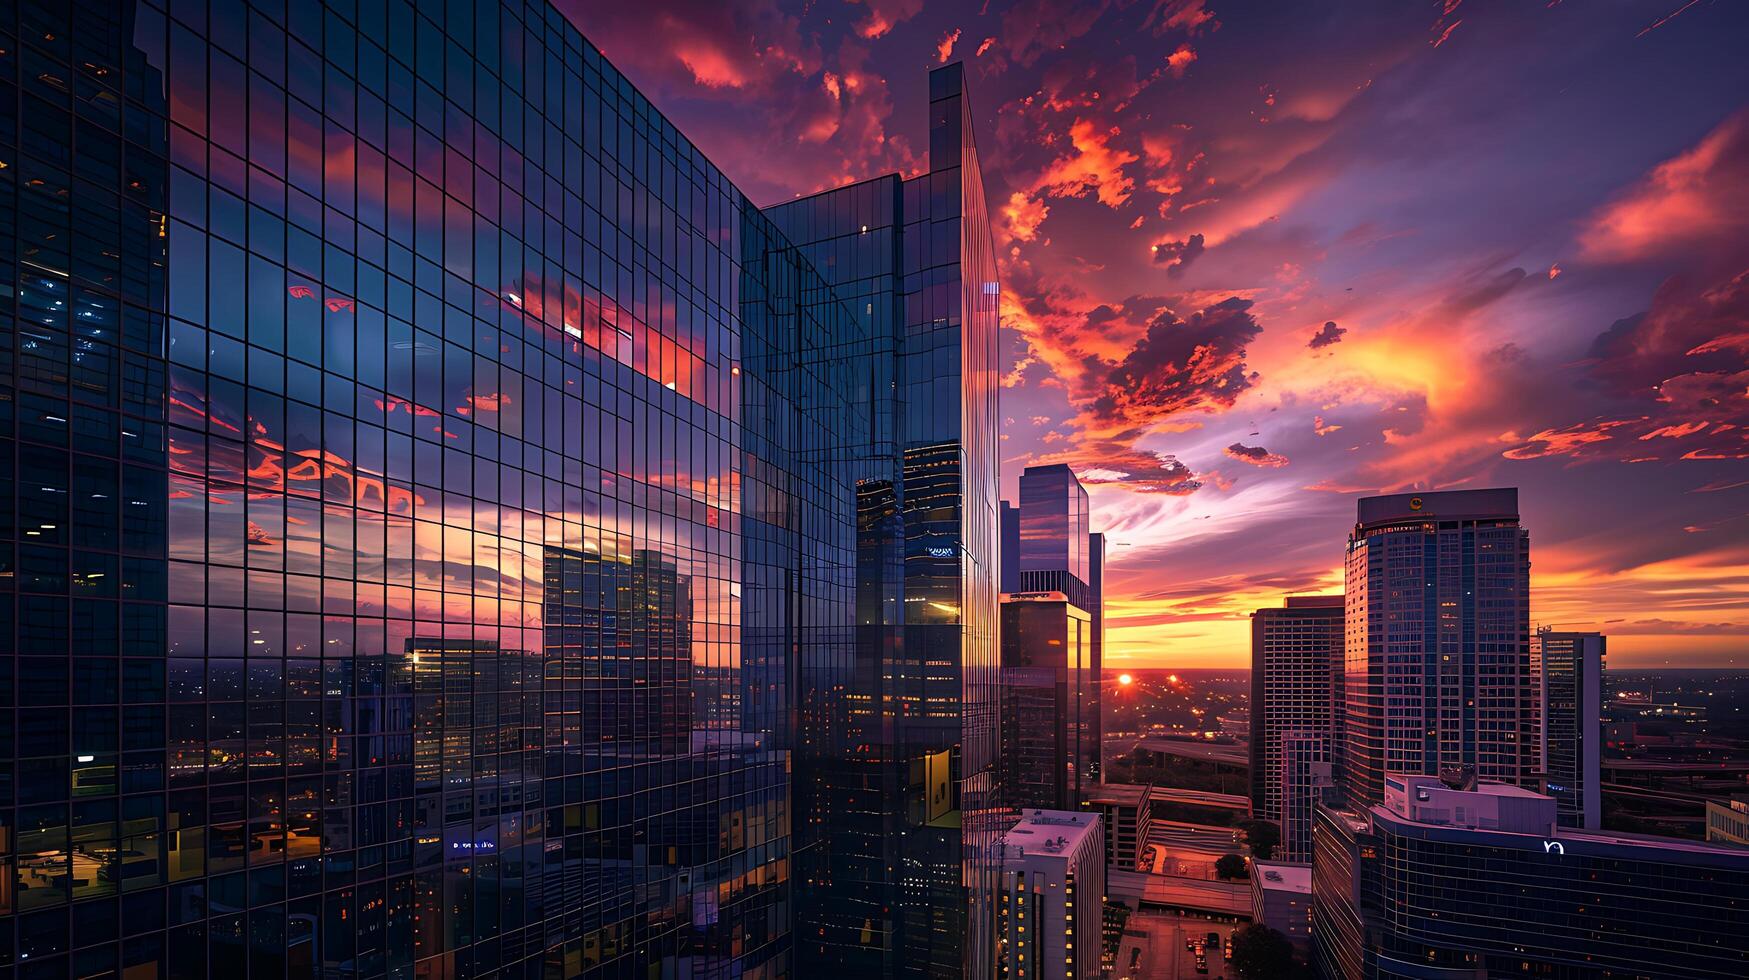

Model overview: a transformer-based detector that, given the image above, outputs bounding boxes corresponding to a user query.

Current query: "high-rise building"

[1087,531,1105,784]
[1343,489,1533,805]
[1313,774,1749,978]
[999,464,1104,808]
[993,810,1105,980]
[1000,592,1095,810]
[1016,465,1091,604]
[1538,629,1604,829]
[0,2,1009,976]
[766,61,1003,977]
[1249,595,1342,858]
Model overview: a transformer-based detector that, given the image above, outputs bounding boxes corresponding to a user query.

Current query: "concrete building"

[1706,795,1749,846]
[1343,489,1533,805]
[1249,595,1343,857]
[1538,629,1605,829]
[1280,732,1335,862]
[1086,782,1153,871]
[1313,773,1749,978]
[1248,861,1313,948]
[995,810,1107,980]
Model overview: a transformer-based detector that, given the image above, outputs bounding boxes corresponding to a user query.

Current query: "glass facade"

[998,596,1092,812]
[765,62,1002,979]
[1314,801,1749,978]
[1000,464,1101,797]
[1343,489,1532,805]
[1015,465,1088,600]
[0,1,906,976]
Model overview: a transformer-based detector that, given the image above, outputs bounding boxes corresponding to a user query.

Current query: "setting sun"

[1118,673,1133,686]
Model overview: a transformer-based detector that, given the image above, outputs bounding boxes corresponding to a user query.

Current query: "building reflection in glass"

[0,1,870,976]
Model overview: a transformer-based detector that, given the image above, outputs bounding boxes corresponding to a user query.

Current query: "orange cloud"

[1002,191,1051,244]
[1033,118,1141,208]
[937,28,961,63]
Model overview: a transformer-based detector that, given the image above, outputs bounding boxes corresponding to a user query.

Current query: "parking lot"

[1111,910,1239,979]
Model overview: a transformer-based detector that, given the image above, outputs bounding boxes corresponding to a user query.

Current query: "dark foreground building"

[1313,774,1749,979]
[0,1,997,977]
[766,63,1003,978]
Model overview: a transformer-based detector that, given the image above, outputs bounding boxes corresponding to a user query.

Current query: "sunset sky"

[564,0,1749,669]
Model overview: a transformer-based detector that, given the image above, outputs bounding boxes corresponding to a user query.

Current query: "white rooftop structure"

[1251,860,1311,895]
[1383,773,1556,835]
[998,808,1102,859]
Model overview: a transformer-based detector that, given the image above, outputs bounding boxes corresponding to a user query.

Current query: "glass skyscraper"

[1343,489,1533,805]
[766,62,1003,979]
[0,1,1015,977]
[998,463,1102,805]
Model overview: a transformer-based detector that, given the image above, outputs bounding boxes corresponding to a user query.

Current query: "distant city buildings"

[1249,595,1343,859]
[1538,629,1605,829]
[1707,796,1749,846]
[1000,464,1105,810]
[1343,489,1534,804]
[994,809,1106,980]
[1314,772,1749,978]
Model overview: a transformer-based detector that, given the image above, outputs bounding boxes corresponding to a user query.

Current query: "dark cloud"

[1307,320,1345,349]
[1152,233,1205,277]
[1090,296,1262,426]
[1223,442,1289,467]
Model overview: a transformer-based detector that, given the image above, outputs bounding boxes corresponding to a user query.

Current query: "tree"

[1239,819,1281,860]
[1229,923,1295,980]
[1215,853,1248,880]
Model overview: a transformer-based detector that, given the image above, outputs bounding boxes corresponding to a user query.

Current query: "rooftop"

[1000,809,1101,858]
[1086,782,1152,805]
[1251,861,1312,894]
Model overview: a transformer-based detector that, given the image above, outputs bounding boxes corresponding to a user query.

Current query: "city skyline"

[563,0,1749,669]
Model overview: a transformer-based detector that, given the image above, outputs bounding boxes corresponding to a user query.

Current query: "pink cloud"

[1580,109,1749,263]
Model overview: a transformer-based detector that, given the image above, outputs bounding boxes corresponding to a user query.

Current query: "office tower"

[1343,489,1533,805]
[993,810,1105,980]
[1313,774,1749,979]
[1249,595,1343,856]
[1001,592,1095,810]
[766,61,1003,977]
[1000,463,1104,810]
[1279,733,1334,862]
[0,1,888,975]
[1537,629,1604,830]
[1086,782,1151,871]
